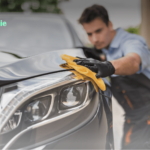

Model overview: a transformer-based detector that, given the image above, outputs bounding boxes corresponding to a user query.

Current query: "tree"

[125,26,140,35]
[141,0,150,48]
[0,0,69,14]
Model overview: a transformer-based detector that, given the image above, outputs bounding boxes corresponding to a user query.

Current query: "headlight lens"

[2,110,22,133]
[60,83,86,109]
[24,95,51,123]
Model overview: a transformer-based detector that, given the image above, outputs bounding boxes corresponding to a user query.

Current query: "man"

[74,4,150,149]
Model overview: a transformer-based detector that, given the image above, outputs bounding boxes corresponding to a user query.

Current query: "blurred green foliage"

[0,0,69,14]
[125,26,140,35]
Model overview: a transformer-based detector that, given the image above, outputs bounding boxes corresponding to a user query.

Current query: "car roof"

[0,13,77,57]
[0,13,67,25]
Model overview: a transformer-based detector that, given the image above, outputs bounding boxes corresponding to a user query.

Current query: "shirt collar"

[109,28,125,49]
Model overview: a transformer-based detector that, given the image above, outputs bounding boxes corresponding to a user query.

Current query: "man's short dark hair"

[78,4,109,26]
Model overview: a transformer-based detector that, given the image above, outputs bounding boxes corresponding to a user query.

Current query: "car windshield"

[0,15,73,57]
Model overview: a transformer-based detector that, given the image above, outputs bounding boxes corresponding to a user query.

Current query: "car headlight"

[1,110,22,133]
[59,83,87,109]
[0,71,95,137]
[24,95,52,123]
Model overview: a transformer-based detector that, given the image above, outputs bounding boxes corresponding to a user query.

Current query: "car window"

[0,15,74,57]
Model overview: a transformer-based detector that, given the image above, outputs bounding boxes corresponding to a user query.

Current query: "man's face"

[82,18,113,49]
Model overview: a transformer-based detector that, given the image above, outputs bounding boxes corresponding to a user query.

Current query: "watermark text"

[0,20,7,26]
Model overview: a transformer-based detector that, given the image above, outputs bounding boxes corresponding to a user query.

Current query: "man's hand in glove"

[73,58,115,78]
[77,47,106,61]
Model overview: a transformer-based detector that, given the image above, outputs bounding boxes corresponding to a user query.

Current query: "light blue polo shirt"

[102,28,150,79]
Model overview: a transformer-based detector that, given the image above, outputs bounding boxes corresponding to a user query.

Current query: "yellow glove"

[60,54,106,92]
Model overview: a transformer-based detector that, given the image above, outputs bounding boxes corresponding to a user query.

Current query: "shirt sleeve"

[122,40,150,73]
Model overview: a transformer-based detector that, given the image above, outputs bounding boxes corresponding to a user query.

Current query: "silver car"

[0,14,114,150]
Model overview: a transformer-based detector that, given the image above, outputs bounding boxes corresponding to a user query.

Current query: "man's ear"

[108,21,113,31]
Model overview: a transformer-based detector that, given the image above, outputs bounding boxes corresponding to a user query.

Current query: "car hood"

[0,48,85,86]
[0,51,21,67]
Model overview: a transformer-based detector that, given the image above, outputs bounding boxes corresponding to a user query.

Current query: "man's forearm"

[110,53,141,75]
